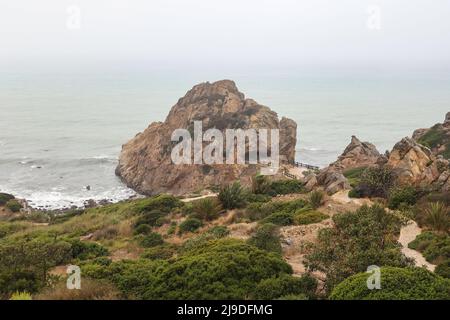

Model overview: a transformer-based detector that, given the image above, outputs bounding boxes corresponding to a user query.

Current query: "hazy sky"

[1,0,450,71]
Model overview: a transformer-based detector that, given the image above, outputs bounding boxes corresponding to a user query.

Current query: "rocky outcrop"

[331,136,381,171]
[387,137,450,190]
[313,136,380,194]
[412,113,450,158]
[116,80,297,195]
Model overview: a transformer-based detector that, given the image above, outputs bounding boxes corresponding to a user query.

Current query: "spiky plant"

[309,190,324,209]
[425,202,449,234]
[192,197,223,221]
[218,182,246,210]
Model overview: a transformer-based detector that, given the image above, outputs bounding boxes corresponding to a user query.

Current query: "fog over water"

[1,1,449,208]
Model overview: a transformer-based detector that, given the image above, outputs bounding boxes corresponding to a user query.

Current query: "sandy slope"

[398,221,436,271]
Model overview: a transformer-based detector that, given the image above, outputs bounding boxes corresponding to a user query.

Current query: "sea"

[1,67,449,209]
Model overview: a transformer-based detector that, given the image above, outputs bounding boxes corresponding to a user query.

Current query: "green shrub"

[330,267,450,300]
[246,193,271,203]
[309,190,324,209]
[0,193,15,206]
[354,166,395,198]
[435,259,450,278]
[253,274,317,300]
[388,186,418,210]
[425,202,449,234]
[218,182,246,210]
[105,239,293,299]
[294,210,328,225]
[251,175,272,194]
[134,209,166,228]
[270,180,303,195]
[206,226,229,238]
[135,194,184,214]
[191,197,222,221]
[248,223,282,254]
[69,240,109,260]
[5,199,22,212]
[133,224,151,235]
[276,294,308,300]
[306,205,409,292]
[179,218,203,234]
[261,212,294,226]
[343,167,367,187]
[138,232,164,248]
[348,188,363,198]
[141,244,177,260]
[417,126,447,149]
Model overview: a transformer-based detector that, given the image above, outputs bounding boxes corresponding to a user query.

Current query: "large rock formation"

[116,80,297,195]
[412,113,450,158]
[388,136,450,190]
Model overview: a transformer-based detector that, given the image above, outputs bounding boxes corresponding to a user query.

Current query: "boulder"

[116,80,297,195]
[332,135,381,171]
[387,137,447,187]
[312,136,379,195]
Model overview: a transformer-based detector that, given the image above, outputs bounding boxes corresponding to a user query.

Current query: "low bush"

[178,218,203,234]
[133,224,151,235]
[409,232,450,265]
[270,180,303,195]
[252,274,317,300]
[104,239,293,299]
[246,193,271,203]
[6,199,22,212]
[353,166,395,198]
[35,278,120,300]
[69,240,109,260]
[343,167,367,187]
[0,193,15,206]
[261,212,294,226]
[388,186,418,210]
[294,210,328,225]
[248,223,282,254]
[305,205,409,292]
[330,267,450,300]
[134,209,166,228]
[141,244,177,260]
[435,259,450,278]
[138,232,164,248]
[135,194,184,214]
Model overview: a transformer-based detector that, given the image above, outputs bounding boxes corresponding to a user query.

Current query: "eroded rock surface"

[116,80,297,195]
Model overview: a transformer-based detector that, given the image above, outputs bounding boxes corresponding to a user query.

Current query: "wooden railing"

[282,169,298,180]
[291,161,320,171]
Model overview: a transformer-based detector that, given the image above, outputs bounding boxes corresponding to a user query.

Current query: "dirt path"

[398,221,436,272]
[181,193,218,203]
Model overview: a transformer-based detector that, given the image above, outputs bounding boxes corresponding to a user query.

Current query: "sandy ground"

[398,221,436,271]
[181,193,218,203]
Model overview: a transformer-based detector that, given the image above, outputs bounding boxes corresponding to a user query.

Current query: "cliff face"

[116,80,297,195]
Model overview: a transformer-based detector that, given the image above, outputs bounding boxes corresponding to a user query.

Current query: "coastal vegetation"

[1,169,450,300]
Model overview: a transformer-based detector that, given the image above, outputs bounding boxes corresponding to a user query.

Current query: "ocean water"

[1,69,449,209]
